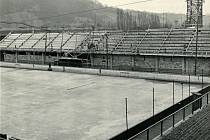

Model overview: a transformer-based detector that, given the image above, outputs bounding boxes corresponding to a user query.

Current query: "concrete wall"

[91,54,210,76]
[4,53,57,65]
[1,53,210,76]
[186,57,210,75]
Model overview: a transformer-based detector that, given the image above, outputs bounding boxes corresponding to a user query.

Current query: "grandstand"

[0,29,209,54]
[0,28,210,75]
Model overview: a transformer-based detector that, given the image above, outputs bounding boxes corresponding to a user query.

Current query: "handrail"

[78,31,91,47]
[61,32,75,48]
[46,33,61,48]
[68,33,90,53]
[185,30,197,51]
[6,33,22,48]
[128,90,210,140]
[112,32,128,51]
[31,33,46,48]
[159,28,173,52]
[0,32,11,44]
[19,33,34,48]
[136,30,150,49]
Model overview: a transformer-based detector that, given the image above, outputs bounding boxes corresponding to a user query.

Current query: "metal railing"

[128,89,209,140]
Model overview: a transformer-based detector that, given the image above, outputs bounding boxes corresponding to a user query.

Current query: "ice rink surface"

[0,67,201,140]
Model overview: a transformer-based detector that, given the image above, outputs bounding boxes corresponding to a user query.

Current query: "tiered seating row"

[22,33,45,49]
[62,33,89,50]
[0,33,22,48]
[105,29,210,54]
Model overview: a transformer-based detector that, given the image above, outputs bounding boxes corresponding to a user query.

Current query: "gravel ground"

[161,104,210,140]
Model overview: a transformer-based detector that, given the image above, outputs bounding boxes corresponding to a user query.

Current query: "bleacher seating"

[0,29,209,55]
[21,33,46,49]
[106,31,125,51]
[10,33,32,48]
[62,32,88,50]
[0,33,22,48]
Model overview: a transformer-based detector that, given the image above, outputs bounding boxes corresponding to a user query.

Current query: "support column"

[42,52,44,65]
[27,52,30,64]
[56,53,59,66]
[15,51,18,63]
[131,55,135,71]
[185,57,189,75]
[155,56,159,72]
[0,52,4,61]
[182,57,186,74]
[90,54,94,68]
[111,54,113,70]
[3,52,6,62]
[57,52,59,60]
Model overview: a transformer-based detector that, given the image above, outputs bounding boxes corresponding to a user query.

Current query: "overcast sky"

[97,0,210,15]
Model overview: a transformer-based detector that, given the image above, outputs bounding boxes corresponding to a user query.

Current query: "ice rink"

[0,67,201,140]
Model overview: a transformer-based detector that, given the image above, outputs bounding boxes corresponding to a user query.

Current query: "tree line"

[117,9,161,30]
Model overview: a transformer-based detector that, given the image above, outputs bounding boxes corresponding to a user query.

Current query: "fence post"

[183,108,185,120]
[173,81,175,106]
[125,98,128,139]
[99,68,101,75]
[153,87,155,117]
[147,129,149,140]
[200,96,202,109]
[192,103,194,115]
[172,80,175,128]
[181,83,184,101]
[173,114,175,128]
[207,93,209,104]
[161,121,163,136]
